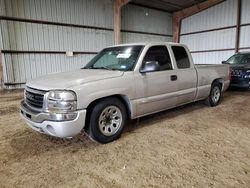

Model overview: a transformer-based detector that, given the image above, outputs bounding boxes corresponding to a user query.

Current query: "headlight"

[24,89,26,99]
[45,90,77,113]
[244,70,250,78]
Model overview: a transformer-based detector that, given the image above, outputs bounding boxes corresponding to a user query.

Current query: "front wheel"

[205,82,222,107]
[87,98,127,143]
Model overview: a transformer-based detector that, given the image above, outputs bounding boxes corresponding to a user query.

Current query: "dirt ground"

[0,89,249,188]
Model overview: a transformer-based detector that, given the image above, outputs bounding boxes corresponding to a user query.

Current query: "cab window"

[172,46,190,69]
[142,45,172,71]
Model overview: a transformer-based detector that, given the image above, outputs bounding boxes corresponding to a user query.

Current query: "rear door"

[170,45,197,105]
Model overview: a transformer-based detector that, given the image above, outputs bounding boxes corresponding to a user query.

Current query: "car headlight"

[45,90,77,113]
[24,89,26,99]
[244,70,250,78]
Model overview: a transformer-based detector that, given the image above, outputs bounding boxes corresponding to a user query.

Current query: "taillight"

[229,67,232,80]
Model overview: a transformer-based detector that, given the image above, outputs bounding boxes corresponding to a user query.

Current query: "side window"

[172,46,190,69]
[241,55,250,64]
[142,45,172,71]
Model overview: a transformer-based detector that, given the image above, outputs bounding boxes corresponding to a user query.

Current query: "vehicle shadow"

[227,87,250,92]
[123,89,242,134]
[10,101,206,159]
[124,100,206,134]
[9,89,242,160]
[9,129,98,162]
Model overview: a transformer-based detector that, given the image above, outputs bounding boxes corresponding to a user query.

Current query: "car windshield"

[83,45,144,71]
[226,54,250,65]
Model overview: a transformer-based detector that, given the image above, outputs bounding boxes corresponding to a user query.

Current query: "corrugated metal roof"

[180,28,236,51]
[241,0,250,24]
[181,0,237,34]
[4,0,113,28]
[240,26,250,48]
[3,21,113,51]
[1,0,114,85]
[191,51,235,64]
[121,32,172,43]
[122,4,172,35]
[6,53,94,83]
[130,0,207,12]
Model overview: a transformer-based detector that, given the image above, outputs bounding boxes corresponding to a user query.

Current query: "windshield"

[226,54,250,65]
[84,45,144,71]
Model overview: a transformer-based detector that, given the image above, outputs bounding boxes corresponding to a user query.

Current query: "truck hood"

[26,69,124,90]
[230,64,250,70]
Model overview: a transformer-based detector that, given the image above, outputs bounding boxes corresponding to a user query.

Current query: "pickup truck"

[20,42,230,143]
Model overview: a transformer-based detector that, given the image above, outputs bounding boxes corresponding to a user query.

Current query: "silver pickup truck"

[20,42,230,143]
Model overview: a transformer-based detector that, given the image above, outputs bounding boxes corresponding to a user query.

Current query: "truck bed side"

[194,64,230,101]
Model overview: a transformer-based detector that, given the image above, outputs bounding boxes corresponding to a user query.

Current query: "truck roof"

[236,51,250,55]
[107,42,182,48]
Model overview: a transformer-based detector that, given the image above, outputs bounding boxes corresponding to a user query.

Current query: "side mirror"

[140,61,160,73]
[222,61,228,64]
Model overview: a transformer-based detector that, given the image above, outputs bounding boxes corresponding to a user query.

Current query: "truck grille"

[231,69,243,77]
[25,88,46,109]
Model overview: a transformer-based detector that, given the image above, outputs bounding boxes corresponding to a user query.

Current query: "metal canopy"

[130,0,208,12]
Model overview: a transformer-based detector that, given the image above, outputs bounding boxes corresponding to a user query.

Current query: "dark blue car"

[223,53,250,89]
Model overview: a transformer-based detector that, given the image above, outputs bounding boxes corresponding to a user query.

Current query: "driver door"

[135,45,179,116]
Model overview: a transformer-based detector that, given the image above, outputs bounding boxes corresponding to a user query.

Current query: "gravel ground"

[0,89,249,188]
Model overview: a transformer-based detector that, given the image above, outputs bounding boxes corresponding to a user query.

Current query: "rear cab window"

[171,46,190,69]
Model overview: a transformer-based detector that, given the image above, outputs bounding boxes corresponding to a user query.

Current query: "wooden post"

[172,15,181,43]
[235,0,241,53]
[172,0,225,43]
[0,51,3,88]
[113,0,130,45]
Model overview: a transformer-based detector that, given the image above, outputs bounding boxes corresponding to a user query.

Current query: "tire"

[87,98,127,143]
[205,82,222,107]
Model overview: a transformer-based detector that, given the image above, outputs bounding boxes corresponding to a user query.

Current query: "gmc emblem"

[26,93,34,100]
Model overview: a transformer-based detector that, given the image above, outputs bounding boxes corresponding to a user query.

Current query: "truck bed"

[195,64,227,68]
[194,63,230,101]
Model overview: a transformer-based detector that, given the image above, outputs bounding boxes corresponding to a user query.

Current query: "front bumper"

[230,77,250,89]
[20,100,86,138]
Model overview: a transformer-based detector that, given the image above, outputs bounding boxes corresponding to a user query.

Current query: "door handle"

[171,75,178,81]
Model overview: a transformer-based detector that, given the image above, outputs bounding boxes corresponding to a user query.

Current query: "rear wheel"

[87,98,127,143]
[205,82,222,107]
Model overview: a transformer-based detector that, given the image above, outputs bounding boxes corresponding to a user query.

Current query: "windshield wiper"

[90,66,114,70]
[82,66,122,71]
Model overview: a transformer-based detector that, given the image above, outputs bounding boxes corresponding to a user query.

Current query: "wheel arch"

[212,78,223,90]
[84,94,133,130]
